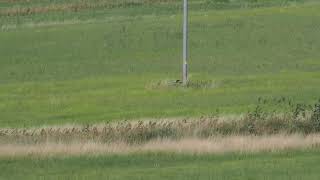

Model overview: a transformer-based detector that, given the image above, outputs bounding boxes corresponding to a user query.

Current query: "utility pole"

[182,0,188,85]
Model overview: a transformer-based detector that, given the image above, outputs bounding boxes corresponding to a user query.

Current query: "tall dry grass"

[1,100,320,156]
[1,134,320,157]
[0,114,318,144]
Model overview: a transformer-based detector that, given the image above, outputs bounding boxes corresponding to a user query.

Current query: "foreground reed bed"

[0,134,320,157]
[0,111,319,144]
[0,100,319,156]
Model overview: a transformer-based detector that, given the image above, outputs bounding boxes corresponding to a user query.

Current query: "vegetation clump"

[146,79,215,89]
[1,99,320,144]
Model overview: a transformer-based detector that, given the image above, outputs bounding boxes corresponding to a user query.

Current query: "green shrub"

[311,100,320,132]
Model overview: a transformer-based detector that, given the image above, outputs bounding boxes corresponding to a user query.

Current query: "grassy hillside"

[1,150,320,180]
[1,0,320,127]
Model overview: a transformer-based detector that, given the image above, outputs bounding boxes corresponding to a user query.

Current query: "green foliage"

[310,100,320,131]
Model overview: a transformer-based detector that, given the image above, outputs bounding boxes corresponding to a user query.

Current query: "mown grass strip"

[1,149,320,180]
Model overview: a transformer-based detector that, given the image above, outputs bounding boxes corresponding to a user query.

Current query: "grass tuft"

[146,79,216,90]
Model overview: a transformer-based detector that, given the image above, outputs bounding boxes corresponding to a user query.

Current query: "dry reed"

[0,115,319,156]
[0,114,317,144]
[0,134,320,157]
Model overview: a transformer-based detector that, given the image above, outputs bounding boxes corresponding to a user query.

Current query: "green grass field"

[1,0,320,179]
[1,150,320,180]
[1,0,320,127]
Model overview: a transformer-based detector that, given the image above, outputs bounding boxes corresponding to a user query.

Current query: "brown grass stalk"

[0,134,320,157]
[0,115,317,144]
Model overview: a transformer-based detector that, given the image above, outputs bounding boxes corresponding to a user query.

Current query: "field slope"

[1,0,320,127]
[1,1,320,179]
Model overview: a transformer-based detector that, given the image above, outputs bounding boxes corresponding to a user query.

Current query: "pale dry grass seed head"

[0,114,317,144]
[1,134,320,157]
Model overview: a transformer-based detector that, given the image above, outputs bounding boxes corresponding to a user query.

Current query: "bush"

[311,100,320,132]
